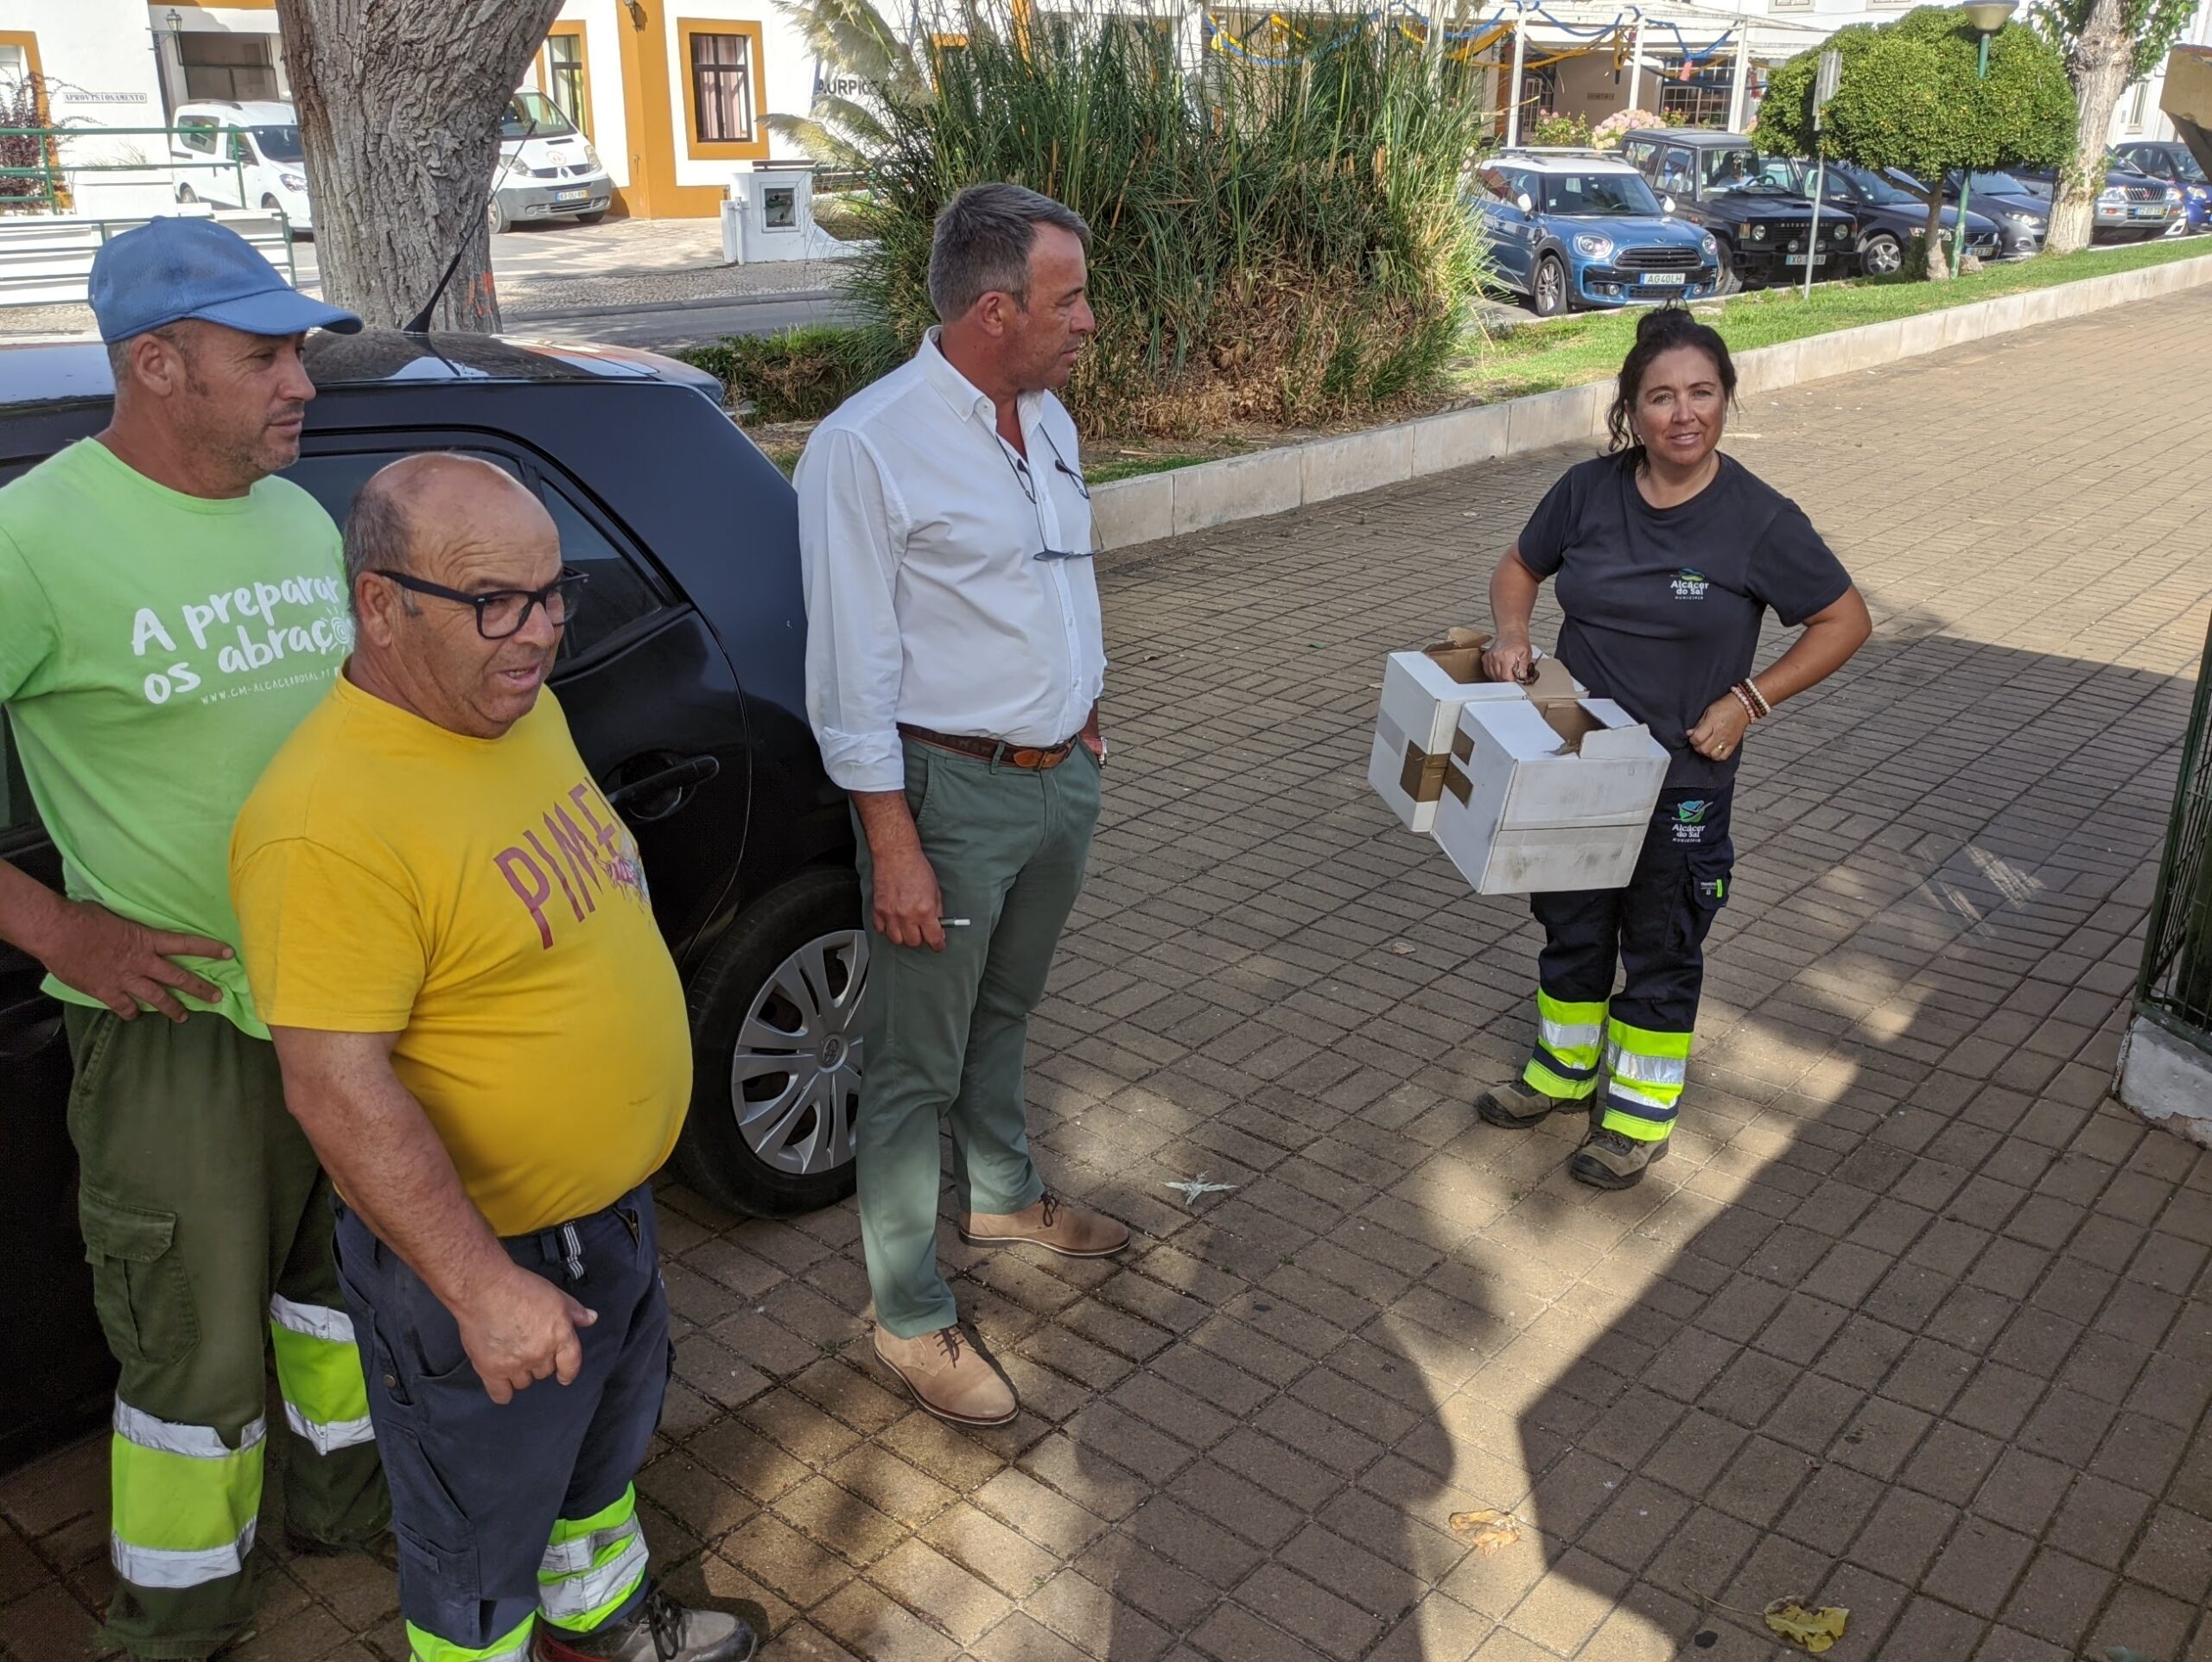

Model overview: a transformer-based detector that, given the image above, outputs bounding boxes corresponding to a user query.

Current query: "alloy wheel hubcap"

[728,929,868,1176]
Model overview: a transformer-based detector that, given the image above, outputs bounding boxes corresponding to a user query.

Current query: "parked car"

[1471,149,1723,315]
[2004,160,2181,241]
[1783,161,2001,275]
[493,89,615,233]
[170,100,313,233]
[1881,168,2050,259]
[2111,140,2211,233]
[1615,130,1858,287]
[0,329,862,1469]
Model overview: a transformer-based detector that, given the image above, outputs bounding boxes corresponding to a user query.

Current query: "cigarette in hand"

[939,917,970,927]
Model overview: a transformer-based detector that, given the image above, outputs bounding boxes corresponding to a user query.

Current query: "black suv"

[0,330,867,1468]
[1616,130,1859,286]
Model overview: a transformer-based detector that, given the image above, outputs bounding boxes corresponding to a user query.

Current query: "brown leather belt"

[899,723,1076,771]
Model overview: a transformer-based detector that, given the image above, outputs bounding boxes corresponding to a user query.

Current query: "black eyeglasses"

[373,567,588,639]
[995,428,1093,561]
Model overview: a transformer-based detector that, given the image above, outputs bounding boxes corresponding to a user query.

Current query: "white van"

[170,100,313,233]
[491,90,613,232]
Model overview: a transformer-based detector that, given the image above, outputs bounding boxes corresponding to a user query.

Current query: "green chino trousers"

[65,1007,389,1659]
[855,737,1100,1339]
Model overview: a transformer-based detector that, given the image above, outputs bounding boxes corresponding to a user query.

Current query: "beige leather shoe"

[874,1324,1017,1426]
[958,1190,1130,1258]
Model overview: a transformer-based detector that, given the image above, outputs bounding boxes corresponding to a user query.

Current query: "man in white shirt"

[796,183,1128,1426]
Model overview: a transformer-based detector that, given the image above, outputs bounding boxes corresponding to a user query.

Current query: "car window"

[1656,148,1694,197]
[228,130,253,164]
[177,118,216,155]
[1702,146,1795,195]
[535,484,666,661]
[1537,170,1663,215]
[1478,167,1511,203]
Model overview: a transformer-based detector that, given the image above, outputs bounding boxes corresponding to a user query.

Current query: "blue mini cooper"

[1475,149,1724,316]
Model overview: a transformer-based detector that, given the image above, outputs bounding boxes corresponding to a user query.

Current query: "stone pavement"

[3,288,2210,1662]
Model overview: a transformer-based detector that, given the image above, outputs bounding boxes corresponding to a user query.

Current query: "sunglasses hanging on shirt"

[995,427,1093,562]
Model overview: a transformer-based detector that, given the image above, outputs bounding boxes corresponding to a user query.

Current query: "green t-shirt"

[0,438,351,1036]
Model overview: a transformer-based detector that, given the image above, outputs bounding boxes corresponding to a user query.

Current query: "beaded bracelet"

[1735,678,1772,718]
[1727,685,1760,725]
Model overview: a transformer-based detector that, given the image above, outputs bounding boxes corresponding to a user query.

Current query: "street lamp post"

[1951,0,2016,277]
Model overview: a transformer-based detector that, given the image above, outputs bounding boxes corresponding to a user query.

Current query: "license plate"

[554,187,588,204]
[1784,253,1827,266]
[1641,272,1686,285]
[2132,206,2164,218]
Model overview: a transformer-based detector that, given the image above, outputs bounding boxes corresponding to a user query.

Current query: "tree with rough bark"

[275,0,563,331]
[1755,6,2074,280]
[2034,0,2196,253]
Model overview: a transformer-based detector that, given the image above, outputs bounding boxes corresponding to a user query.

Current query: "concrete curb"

[1089,251,2212,553]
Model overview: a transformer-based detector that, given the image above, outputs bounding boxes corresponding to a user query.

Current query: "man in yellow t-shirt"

[231,455,761,1662]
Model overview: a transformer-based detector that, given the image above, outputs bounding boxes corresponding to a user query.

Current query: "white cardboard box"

[1368,630,1586,833]
[1430,694,1669,895]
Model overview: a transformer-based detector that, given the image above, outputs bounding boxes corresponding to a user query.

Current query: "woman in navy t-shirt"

[1476,307,1872,1189]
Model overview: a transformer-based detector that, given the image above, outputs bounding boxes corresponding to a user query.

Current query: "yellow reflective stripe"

[111,1524,257,1589]
[270,1295,355,1345]
[109,1402,264,1586]
[541,1515,639,1577]
[406,1612,537,1662]
[1536,993,1607,1062]
[1522,1057,1598,1100]
[538,1532,648,1629]
[1607,1076,1677,1111]
[1600,1107,1674,1143]
[1610,1050,1687,1087]
[1606,1017,1693,1060]
[268,1297,372,1455]
[283,1402,377,1455]
[545,1484,638,1551]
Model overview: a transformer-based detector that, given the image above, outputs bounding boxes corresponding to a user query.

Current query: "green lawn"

[1451,236,2209,404]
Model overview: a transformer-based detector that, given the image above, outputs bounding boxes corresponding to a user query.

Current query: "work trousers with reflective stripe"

[1522,785,1735,1143]
[63,1008,388,1660]
[334,1184,670,1661]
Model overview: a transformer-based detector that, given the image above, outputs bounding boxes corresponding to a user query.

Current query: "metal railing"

[2135,607,2212,1055]
[0,125,259,221]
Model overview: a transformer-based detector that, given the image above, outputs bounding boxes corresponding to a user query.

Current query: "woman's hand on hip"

[1687,694,1751,761]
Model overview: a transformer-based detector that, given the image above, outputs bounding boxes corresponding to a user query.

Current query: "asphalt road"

[503,290,861,349]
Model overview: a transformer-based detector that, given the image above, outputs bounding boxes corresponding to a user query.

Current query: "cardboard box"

[1368,628,1586,833]
[1431,692,1669,894]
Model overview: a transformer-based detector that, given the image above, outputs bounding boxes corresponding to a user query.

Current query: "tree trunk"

[275,0,563,332]
[2048,0,2131,255]
[1919,181,1951,281]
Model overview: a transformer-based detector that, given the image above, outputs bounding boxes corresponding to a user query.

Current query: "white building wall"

[659,0,817,187]
[0,0,173,215]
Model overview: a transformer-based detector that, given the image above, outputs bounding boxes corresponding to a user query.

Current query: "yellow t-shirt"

[230,674,690,1236]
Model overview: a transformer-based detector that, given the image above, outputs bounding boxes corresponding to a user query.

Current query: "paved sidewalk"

[3,289,2209,1662]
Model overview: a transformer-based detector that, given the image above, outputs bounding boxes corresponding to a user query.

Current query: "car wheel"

[486,196,514,236]
[175,184,197,204]
[575,209,607,225]
[672,866,868,1217]
[1532,254,1569,317]
[1861,232,1903,276]
[1713,264,1743,296]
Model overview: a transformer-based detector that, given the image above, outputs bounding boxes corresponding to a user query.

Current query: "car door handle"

[607,753,719,821]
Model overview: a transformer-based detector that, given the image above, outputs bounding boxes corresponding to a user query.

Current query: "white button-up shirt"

[794,329,1105,793]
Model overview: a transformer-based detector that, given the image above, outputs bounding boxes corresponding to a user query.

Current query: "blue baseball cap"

[89,215,361,344]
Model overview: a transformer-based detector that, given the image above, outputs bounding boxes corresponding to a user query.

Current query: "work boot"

[958,1190,1130,1258]
[874,1323,1018,1426]
[535,1586,764,1662]
[1475,1080,1579,1130]
[1569,1126,1669,1190]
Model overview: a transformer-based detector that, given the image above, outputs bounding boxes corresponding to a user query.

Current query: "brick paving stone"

[8,282,2212,1662]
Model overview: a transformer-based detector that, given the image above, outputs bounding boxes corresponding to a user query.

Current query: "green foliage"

[1527,109,1592,146]
[782,0,1491,437]
[2035,0,2196,83]
[678,323,903,423]
[1753,7,2075,181]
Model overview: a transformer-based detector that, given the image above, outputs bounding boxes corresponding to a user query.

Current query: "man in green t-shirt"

[0,218,387,1659]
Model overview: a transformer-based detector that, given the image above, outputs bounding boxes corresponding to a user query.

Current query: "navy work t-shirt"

[1516,451,1851,790]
